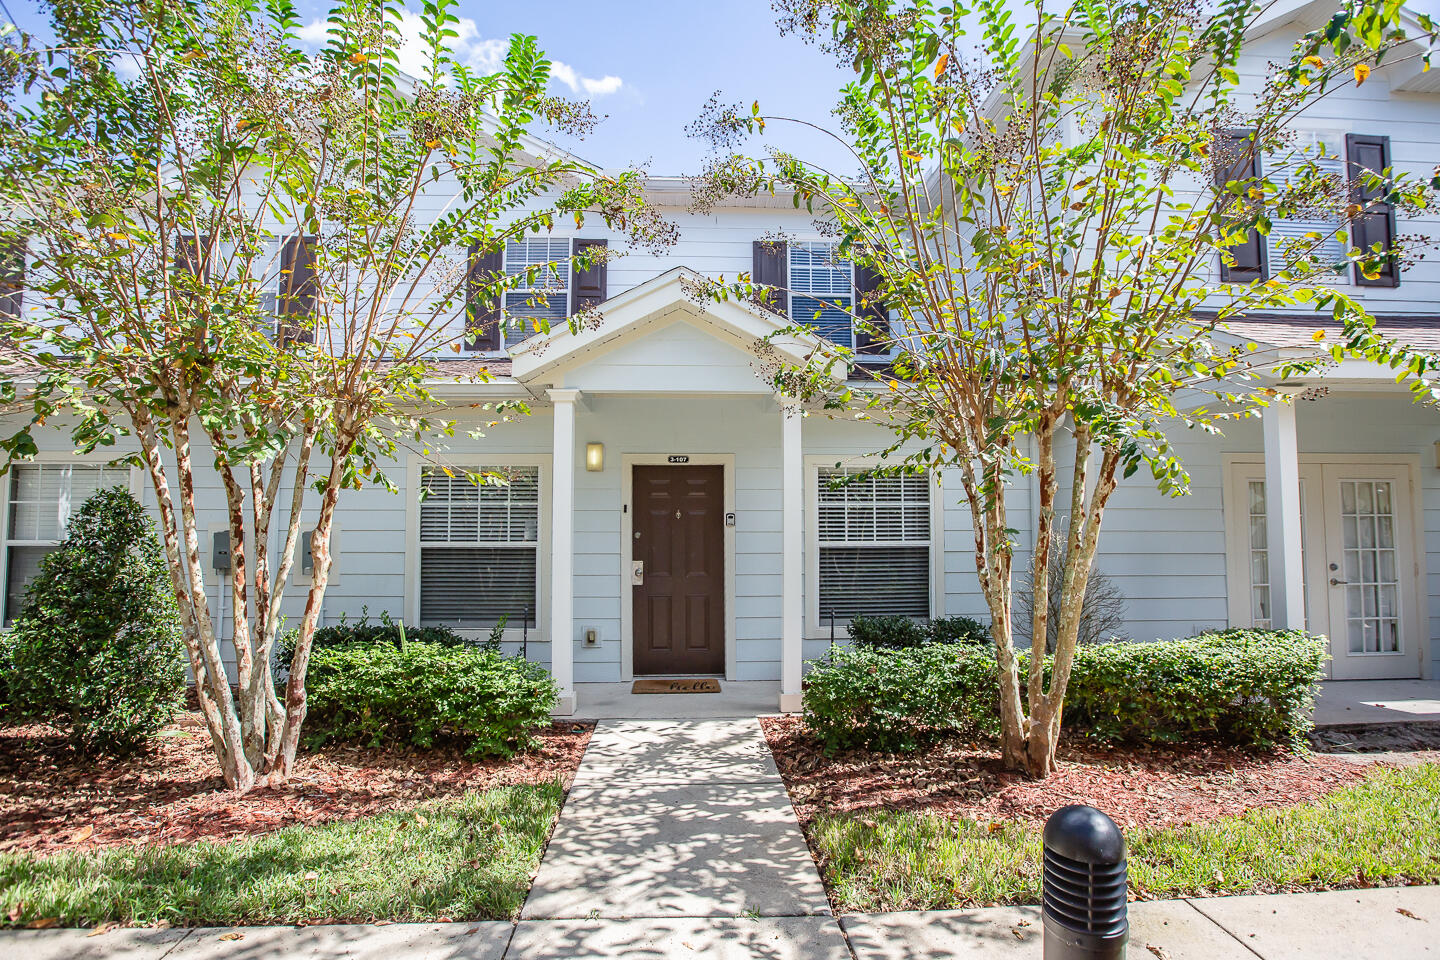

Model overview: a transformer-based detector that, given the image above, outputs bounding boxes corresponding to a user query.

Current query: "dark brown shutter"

[1346,133,1398,288]
[465,244,504,351]
[752,239,788,316]
[1214,130,1267,282]
[0,237,24,323]
[853,264,890,356]
[571,239,608,312]
[278,235,317,344]
[174,235,211,281]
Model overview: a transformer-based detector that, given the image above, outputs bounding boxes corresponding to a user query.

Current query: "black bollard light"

[1042,804,1128,960]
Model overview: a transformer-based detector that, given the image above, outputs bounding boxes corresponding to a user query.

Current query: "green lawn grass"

[0,782,563,927]
[811,762,1440,912]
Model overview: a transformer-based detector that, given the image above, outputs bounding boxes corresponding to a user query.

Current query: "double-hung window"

[815,466,931,621]
[418,466,540,627]
[790,242,856,348]
[4,462,129,624]
[1267,131,1348,283]
[504,238,571,331]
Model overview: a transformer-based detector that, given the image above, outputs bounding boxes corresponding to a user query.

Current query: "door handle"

[1329,578,1348,586]
[631,560,644,586]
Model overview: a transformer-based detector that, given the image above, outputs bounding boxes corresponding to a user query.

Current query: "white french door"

[1226,460,1422,680]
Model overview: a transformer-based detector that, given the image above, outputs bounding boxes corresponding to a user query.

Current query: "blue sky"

[4,0,860,176]
[7,0,1440,176]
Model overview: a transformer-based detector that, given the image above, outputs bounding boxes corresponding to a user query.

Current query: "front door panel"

[632,465,725,675]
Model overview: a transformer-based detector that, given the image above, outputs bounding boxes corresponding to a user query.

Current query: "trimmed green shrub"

[0,630,17,721]
[6,488,185,756]
[803,644,1000,752]
[1059,629,1326,749]
[275,610,471,663]
[802,628,1326,754]
[846,615,929,650]
[304,641,557,758]
[928,616,992,647]
[846,614,991,650]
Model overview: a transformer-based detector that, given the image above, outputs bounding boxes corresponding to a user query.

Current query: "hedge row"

[803,628,1325,753]
[304,641,557,758]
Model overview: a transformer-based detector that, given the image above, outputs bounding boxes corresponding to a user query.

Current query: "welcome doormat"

[631,678,722,694]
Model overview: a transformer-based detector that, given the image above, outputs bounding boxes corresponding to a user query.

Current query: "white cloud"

[581,74,623,97]
[295,19,331,46]
[294,11,622,99]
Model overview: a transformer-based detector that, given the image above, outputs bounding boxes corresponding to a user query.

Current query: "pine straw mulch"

[0,711,592,856]
[761,714,1383,831]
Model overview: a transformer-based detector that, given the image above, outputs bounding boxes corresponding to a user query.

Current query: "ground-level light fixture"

[586,442,604,472]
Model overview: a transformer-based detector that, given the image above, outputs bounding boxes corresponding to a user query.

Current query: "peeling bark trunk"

[123,396,344,793]
[970,412,1123,779]
[270,433,352,782]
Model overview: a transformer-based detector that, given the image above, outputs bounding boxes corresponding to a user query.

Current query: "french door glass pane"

[1340,480,1400,654]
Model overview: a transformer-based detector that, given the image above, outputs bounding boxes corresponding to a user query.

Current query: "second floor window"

[505,238,571,327]
[1268,132,1347,283]
[1,238,25,323]
[790,241,856,348]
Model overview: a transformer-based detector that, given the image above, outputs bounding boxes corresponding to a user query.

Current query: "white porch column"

[780,397,804,712]
[548,388,579,715]
[1263,396,1306,629]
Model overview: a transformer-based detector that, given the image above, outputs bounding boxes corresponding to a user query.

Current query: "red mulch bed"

[0,711,592,856]
[761,714,1378,831]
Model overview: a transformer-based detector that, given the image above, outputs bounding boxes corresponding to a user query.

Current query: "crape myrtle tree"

[0,0,672,790]
[690,0,1440,775]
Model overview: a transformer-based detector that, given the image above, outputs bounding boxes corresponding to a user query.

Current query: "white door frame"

[1223,453,1427,679]
[619,454,736,681]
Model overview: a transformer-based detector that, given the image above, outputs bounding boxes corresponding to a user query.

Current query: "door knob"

[631,560,644,586]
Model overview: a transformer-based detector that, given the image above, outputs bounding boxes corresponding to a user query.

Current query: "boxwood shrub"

[846,614,990,650]
[802,644,1001,752]
[1059,628,1326,749]
[802,628,1326,754]
[275,610,473,663]
[304,641,557,758]
[5,489,185,756]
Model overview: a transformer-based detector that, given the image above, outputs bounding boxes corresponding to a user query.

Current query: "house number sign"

[667,455,690,463]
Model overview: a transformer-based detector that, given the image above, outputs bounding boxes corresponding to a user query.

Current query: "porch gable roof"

[508,266,841,387]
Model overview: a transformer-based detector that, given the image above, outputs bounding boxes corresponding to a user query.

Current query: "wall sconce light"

[585,442,604,472]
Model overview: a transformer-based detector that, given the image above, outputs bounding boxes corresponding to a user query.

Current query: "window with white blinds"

[418,466,540,627]
[4,462,129,624]
[816,467,931,620]
[790,241,855,348]
[504,238,570,329]
[1267,133,1348,283]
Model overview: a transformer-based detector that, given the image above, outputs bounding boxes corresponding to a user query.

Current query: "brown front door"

[633,465,725,675]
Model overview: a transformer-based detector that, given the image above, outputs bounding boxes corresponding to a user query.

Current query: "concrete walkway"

[1315,679,1440,725]
[515,717,846,955]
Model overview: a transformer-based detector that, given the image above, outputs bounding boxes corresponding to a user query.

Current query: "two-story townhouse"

[1,0,1436,716]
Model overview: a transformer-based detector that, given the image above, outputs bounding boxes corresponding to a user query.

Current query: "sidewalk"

[11,886,1438,958]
